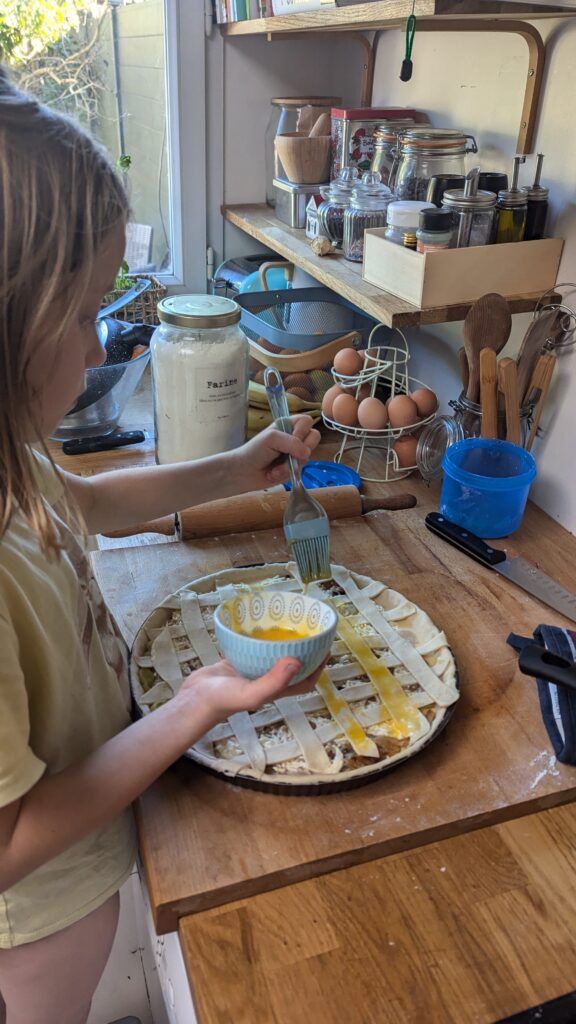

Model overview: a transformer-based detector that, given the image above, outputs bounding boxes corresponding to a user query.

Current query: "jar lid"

[416,415,465,481]
[419,208,454,231]
[350,171,393,209]
[157,295,241,329]
[271,96,340,107]
[442,188,497,209]
[520,184,549,201]
[321,166,359,202]
[497,188,528,208]
[387,200,435,227]
[398,128,476,153]
[373,120,416,140]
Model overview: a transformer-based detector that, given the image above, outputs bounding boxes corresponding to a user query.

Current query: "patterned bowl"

[214,590,337,684]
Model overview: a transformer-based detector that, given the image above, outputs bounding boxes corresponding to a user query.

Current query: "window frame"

[160,0,207,289]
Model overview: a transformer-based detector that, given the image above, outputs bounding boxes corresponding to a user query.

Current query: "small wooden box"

[362,230,564,309]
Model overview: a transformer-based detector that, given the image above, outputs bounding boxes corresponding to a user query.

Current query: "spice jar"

[384,200,435,246]
[393,128,478,202]
[317,167,358,249]
[342,171,393,263]
[151,295,249,465]
[264,96,340,207]
[416,208,454,252]
[442,188,496,248]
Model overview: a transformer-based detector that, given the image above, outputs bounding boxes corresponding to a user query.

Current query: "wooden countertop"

[54,378,576,1022]
[180,802,576,1024]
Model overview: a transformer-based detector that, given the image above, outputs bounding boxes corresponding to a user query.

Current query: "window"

[3,0,206,284]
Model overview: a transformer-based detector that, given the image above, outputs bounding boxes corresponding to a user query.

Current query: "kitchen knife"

[425,512,576,624]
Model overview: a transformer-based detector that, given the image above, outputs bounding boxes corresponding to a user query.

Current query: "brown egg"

[333,348,364,377]
[358,397,388,430]
[332,393,359,427]
[288,387,311,402]
[257,337,283,355]
[393,435,419,469]
[356,383,372,402]
[283,373,314,396]
[321,384,345,418]
[411,387,438,418]
[387,394,419,429]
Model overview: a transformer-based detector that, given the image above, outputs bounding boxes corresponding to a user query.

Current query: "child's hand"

[177,656,323,727]
[232,415,321,489]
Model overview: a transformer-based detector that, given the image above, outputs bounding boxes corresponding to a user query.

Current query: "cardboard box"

[362,230,564,309]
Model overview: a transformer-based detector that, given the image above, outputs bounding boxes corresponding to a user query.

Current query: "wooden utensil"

[498,357,522,445]
[464,293,512,403]
[516,308,563,405]
[457,346,469,392]
[525,351,556,452]
[308,112,331,137]
[479,348,498,439]
[104,486,418,541]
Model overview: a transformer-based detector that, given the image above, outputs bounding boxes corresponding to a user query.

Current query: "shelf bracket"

[265,31,375,107]
[372,19,545,154]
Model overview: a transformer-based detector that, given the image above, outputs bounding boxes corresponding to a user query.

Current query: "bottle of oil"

[495,156,527,244]
[521,153,549,241]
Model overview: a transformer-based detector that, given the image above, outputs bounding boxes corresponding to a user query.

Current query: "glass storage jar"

[342,172,393,263]
[265,96,340,207]
[317,167,358,249]
[416,208,454,252]
[441,188,496,247]
[370,122,415,189]
[384,200,435,246]
[393,128,478,202]
[151,295,249,465]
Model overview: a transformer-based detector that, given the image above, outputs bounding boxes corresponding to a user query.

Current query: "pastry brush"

[264,368,331,585]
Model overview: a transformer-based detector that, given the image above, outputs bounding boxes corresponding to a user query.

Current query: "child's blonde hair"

[0,67,129,554]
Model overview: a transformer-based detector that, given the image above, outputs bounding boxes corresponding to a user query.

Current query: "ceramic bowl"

[214,590,337,684]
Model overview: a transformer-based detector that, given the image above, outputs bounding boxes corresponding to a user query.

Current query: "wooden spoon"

[309,112,331,137]
[498,357,521,446]
[516,308,563,405]
[479,348,498,439]
[463,293,512,403]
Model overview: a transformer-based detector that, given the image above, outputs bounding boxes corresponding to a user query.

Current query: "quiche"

[130,562,459,794]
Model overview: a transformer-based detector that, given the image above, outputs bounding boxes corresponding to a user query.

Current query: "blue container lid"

[284,461,361,491]
[442,438,536,490]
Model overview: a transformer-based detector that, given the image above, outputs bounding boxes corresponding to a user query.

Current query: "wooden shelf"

[221,0,570,36]
[224,203,553,328]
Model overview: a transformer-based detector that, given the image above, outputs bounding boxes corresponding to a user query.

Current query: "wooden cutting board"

[92,506,576,934]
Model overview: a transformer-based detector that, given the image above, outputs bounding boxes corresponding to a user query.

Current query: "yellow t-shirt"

[0,453,137,947]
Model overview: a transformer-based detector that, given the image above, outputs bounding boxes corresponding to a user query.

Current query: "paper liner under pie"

[130,563,459,794]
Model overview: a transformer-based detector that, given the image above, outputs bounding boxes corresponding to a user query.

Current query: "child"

[0,68,321,1024]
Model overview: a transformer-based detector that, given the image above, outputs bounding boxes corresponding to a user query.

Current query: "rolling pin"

[104,486,417,541]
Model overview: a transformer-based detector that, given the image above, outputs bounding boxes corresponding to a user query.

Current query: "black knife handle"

[519,643,576,692]
[424,513,507,567]
[62,431,145,456]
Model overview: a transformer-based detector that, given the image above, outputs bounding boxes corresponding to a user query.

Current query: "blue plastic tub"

[440,438,537,538]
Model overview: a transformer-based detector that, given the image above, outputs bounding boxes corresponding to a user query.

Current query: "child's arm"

[0,656,320,893]
[63,415,320,535]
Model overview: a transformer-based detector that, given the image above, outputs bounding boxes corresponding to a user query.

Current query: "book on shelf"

[215,0,266,22]
[271,0,336,13]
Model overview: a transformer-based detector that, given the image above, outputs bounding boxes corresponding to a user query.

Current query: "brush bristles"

[288,536,331,585]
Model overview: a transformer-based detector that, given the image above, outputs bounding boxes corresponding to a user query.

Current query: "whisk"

[264,367,331,585]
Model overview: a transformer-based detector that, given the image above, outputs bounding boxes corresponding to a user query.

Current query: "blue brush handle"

[264,368,300,488]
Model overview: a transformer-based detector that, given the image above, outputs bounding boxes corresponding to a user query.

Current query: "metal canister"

[330,107,426,179]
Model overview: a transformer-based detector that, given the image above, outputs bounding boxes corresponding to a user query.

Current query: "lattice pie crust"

[130,563,458,788]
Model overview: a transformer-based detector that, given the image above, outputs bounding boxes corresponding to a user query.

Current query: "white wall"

[370,18,576,532]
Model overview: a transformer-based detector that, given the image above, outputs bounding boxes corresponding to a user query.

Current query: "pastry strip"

[315,672,380,759]
[274,696,334,773]
[180,591,220,666]
[228,712,267,773]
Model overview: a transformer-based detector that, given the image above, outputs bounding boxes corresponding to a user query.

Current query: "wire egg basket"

[322,327,437,482]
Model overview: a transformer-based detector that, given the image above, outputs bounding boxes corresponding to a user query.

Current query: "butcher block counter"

[49,381,576,1024]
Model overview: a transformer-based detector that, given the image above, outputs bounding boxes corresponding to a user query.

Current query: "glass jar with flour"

[151,295,249,464]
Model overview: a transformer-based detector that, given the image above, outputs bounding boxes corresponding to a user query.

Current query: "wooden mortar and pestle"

[275,112,331,185]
